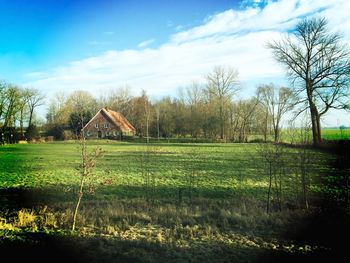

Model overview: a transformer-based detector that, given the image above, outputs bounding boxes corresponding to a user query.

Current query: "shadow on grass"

[0,231,341,263]
[0,183,268,210]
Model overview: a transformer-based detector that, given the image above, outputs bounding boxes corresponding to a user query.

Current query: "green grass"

[0,141,328,200]
[321,128,350,140]
[0,140,343,262]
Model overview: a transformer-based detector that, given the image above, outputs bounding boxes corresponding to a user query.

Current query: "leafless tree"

[141,90,151,143]
[287,120,313,209]
[258,142,287,213]
[18,89,30,138]
[155,105,160,141]
[268,17,350,146]
[102,86,132,117]
[232,99,258,142]
[3,85,21,130]
[185,82,206,138]
[257,84,295,142]
[72,135,104,231]
[27,88,45,128]
[206,66,240,140]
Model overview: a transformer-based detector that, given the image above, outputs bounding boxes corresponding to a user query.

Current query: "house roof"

[83,108,136,133]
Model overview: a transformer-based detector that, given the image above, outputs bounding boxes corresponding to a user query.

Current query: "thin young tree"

[288,120,313,209]
[268,17,350,146]
[72,136,103,231]
[72,114,103,231]
[258,142,286,213]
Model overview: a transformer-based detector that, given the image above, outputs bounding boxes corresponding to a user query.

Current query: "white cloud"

[25,0,350,126]
[137,39,155,48]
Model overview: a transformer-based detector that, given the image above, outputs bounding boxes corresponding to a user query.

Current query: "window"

[95,123,99,128]
[104,123,108,128]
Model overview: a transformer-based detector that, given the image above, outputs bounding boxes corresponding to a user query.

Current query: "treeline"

[45,66,296,142]
[0,81,44,143]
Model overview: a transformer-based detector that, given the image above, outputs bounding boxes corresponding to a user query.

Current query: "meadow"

[321,128,350,141]
[0,140,348,262]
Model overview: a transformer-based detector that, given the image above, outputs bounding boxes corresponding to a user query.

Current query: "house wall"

[83,112,121,139]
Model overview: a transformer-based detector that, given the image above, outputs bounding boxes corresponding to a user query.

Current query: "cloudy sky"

[0,0,349,126]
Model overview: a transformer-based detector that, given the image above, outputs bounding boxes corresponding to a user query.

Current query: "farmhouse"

[82,108,136,139]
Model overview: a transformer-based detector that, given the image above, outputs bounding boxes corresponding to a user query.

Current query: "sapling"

[72,135,103,231]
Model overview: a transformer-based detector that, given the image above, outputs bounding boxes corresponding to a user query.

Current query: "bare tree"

[185,82,205,138]
[258,142,287,213]
[27,88,45,128]
[141,90,151,143]
[232,99,258,142]
[206,66,239,140]
[287,120,313,209]
[257,84,295,142]
[102,86,132,117]
[0,81,7,124]
[268,17,350,146]
[3,86,18,127]
[18,89,31,139]
[155,105,160,141]
[72,136,104,231]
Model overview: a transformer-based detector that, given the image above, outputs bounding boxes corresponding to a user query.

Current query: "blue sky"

[0,0,349,126]
[0,0,238,80]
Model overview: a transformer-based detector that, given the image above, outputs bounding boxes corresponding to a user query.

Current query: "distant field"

[0,141,341,261]
[321,129,350,140]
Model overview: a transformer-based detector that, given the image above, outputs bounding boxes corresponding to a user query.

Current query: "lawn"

[0,140,347,262]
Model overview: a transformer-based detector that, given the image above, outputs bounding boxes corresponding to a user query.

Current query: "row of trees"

[0,81,44,143]
[45,69,295,143]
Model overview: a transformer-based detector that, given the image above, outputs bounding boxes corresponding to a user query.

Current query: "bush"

[26,124,40,141]
[45,125,64,140]
[63,130,74,140]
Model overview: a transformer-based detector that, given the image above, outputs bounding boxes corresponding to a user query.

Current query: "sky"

[0,0,349,127]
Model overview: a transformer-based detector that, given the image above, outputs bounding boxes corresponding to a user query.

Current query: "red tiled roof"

[101,108,136,133]
[83,108,136,133]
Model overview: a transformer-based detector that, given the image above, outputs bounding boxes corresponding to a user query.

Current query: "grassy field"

[321,128,350,140]
[0,140,348,262]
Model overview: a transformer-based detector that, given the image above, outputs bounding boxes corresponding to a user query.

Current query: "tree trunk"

[219,104,225,140]
[267,162,272,213]
[264,112,268,142]
[274,127,279,142]
[28,108,34,128]
[309,103,320,146]
[316,114,322,144]
[72,177,84,231]
[20,109,24,139]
